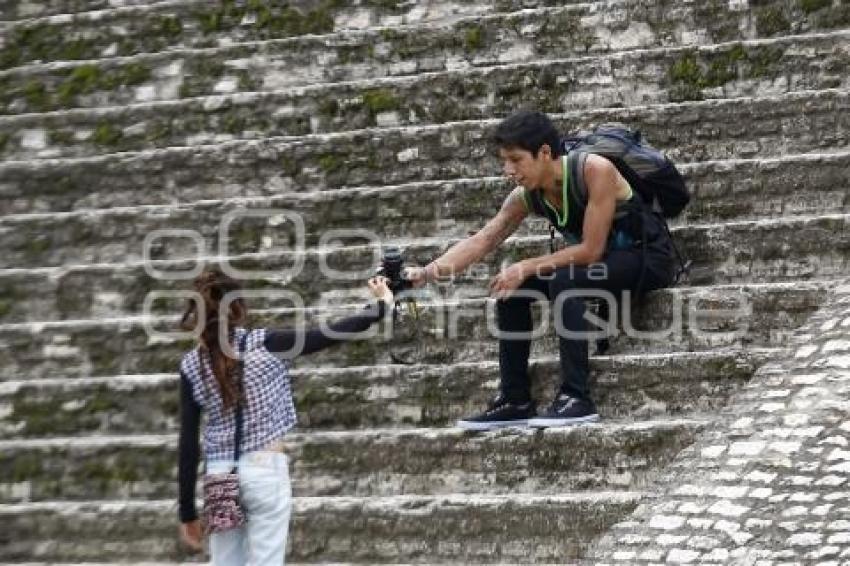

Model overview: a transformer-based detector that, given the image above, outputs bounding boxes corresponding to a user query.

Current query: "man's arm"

[424,186,527,280]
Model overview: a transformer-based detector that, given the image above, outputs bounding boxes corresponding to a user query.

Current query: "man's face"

[498,145,549,189]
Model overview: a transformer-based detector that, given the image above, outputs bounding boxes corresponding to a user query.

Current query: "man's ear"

[536,144,553,161]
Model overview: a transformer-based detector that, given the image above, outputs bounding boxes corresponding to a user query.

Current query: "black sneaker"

[456,395,537,431]
[528,394,599,428]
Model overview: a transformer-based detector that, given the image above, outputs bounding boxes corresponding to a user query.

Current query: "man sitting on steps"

[406,110,677,430]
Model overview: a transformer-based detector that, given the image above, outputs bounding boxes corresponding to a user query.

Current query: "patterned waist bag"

[202,332,249,534]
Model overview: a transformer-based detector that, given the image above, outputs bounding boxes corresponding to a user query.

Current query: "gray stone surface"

[590,281,850,563]
[0,282,830,377]
[0,350,768,436]
[1,0,849,562]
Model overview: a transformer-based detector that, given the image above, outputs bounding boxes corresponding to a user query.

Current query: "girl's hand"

[368,276,394,305]
[178,520,204,553]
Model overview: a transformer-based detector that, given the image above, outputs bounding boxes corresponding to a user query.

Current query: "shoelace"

[549,396,578,414]
[486,397,527,416]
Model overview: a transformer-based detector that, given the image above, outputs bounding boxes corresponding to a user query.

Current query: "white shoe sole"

[456,419,530,431]
[527,414,600,428]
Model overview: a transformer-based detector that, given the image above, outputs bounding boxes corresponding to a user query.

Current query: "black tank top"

[523,151,643,250]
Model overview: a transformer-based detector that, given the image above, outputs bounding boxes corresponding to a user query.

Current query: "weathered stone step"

[2,143,846,231]
[4,0,844,74]
[1,178,846,300]
[0,282,828,379]
[0,213,845,322]
[4,83,850,216]
[0,419,701,502]
[3,86,849,215]
[0,349,769,437]
[0,493,642,562]
[2,25,848,120]
[0,0,503,28]
[2,80,847,164]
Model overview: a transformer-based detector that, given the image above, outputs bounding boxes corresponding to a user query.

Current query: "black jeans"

[497,247,673,403]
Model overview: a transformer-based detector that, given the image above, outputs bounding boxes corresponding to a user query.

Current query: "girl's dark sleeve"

[265,300,388,357]
[178,371,202,523]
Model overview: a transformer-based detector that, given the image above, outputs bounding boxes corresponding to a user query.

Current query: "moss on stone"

[229,223,262,252]
[799,0,831,13]
[318,153,344,173]
[0,23,55,69]
[221,114,245,134]
[379,28,398,42]
[145,121,172,142]
[2,15,171,69]
[23,79,51,110]
[670,45,749,101]
[237,71,260,92]
[116,37,138,57]
[48,129,75,145]
[57,64,102,105]
[159,15,184,37]
[362,89,400,115]
[0,132,9,153]
[189,58,227,83]
[318,98,340,117]
[60,38,92,61]
[87,390,121,414]
[196,2,234,35]
[91,122,123,146]
[670,51,703,89]
[756,7,791,35]
[748,46,783,77]
[0,43,22,70]
[121,63,153,86]
[342,339,376,365]
[8,396,62,436]
[80,457,143,486]
[705,44,745,87]
[464,26,484,51]
[197,1,336,37]
[831,5,850,26]
[365,0,402,9]
[10,452,42,482]
[258,6,314,34]
[25,236,51,257]
[0,299,11,318]
[280,155,300,176]
[178,82,192,98]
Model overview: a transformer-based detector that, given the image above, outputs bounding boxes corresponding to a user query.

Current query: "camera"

[377,246,411,295]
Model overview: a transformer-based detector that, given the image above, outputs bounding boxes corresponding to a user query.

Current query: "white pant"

[207,451,292,566]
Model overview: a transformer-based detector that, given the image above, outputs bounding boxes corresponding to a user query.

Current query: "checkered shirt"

[180,327,296,462]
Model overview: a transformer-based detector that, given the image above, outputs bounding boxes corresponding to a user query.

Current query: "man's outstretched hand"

[489,262,528,299]
[403,266,430,288]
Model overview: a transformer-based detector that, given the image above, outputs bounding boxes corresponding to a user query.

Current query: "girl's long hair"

[180,269,247,409]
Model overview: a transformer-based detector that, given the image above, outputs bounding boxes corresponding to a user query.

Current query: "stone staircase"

[0,0,848,563]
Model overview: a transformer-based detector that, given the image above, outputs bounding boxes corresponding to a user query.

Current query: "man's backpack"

[561,123,690,218]
[560,123,692,283]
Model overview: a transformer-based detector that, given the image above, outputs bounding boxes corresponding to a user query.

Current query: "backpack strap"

[566,150,589,212]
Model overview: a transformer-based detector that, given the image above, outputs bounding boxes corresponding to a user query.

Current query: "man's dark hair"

[493,110,561,158]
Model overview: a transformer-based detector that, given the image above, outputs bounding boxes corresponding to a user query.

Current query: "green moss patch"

[799,0,831,13]
[362,89,400,115]
[756,7,791,36]
[195,0,338,38]
[91,122,123,146]
[669,44,778,101]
